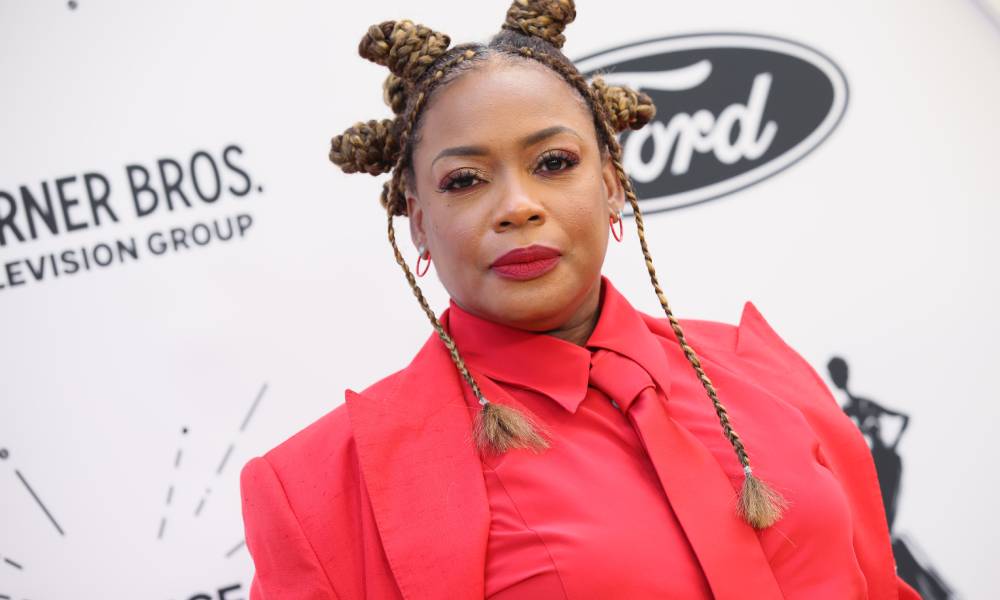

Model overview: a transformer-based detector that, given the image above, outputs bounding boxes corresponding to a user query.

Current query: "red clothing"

[240,277,919,599]
[450,280,863,599]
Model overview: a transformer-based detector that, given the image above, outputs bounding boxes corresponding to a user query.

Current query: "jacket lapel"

[734,301,899,600]
[346,333,489,599]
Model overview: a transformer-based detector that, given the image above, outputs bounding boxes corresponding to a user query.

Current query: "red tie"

[588,348,783,600]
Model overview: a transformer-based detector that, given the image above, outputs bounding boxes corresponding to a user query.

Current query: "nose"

[493,177,546,232]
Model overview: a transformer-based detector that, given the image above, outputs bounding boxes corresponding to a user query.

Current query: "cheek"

[576,217,610,269]
[425,208,485,282]
[562,183,610,249]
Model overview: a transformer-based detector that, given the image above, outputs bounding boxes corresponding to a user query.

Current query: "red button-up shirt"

[445,277,870,599]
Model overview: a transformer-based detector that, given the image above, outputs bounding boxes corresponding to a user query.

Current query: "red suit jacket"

[240,302,919,599]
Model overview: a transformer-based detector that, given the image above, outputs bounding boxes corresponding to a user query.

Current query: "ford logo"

[576,33,849,213]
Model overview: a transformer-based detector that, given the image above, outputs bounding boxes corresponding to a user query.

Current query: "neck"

[542,280,604,347]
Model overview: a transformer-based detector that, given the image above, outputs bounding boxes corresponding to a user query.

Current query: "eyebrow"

[430,125,583,168]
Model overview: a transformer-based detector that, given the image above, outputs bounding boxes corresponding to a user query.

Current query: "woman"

[240,1,919,598]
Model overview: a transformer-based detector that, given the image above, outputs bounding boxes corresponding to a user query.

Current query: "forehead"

[415,57,594,154]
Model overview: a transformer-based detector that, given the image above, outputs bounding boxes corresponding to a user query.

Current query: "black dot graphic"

[257,185,264,193]
[0,448,8,460]
[68,0,78,9]
[181,427,189,435]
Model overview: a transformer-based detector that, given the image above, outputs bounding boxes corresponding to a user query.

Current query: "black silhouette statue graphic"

[827,356,955,599]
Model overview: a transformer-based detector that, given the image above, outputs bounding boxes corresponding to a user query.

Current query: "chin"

[478,269,592,331]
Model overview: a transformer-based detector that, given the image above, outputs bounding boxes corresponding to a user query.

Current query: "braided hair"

[329,0,786,529]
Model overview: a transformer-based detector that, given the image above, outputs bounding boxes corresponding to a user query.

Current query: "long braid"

[384,48,550,455]
[382,186,478,397]
[605,126,787,529]
[525,47,786,529]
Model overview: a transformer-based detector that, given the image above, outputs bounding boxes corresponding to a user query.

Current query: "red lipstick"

[490,244,562,281]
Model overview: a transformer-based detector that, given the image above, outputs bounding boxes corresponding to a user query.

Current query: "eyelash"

[437,150,580,192]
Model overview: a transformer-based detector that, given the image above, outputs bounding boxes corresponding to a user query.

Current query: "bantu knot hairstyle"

[359,20,452,80]
[328,119,399,176]
[328,3,655,204]
[591,77,656,132]
[501,0,577,48]
[328,0,787,530]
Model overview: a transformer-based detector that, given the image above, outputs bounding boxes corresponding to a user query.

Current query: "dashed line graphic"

[224,539,246,559]
[194,383,267,519]
[240,384,265,433]
[194,488,211,517]
[158,427,188,540]
[216,443,235,476]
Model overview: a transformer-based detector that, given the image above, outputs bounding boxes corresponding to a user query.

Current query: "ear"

[406,181,428,252]
[600,150,626,216]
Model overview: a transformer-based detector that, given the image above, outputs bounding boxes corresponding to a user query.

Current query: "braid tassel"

[737,466,788,529]
[473,397,550,455]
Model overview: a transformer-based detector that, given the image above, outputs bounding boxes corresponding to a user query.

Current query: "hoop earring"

[610,210,624,243]
[415,245,431,277]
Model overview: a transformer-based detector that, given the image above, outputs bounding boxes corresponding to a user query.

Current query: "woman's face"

[406,56,624,333]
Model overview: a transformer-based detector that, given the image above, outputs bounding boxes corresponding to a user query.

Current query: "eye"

[438,168,484,192]
[536,150,580,174]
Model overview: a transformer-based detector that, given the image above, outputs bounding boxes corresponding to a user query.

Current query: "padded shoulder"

[258,365,409,476]
[733,301,844,413]
[641,300,851,426]
[638,302,742,355]
[261,402,355,477]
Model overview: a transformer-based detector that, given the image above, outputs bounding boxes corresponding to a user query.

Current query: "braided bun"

[591,77,656,132]
[502,0,576,49]
[358,20,452,81]
[382,73,408,114]
[329,118,400,176]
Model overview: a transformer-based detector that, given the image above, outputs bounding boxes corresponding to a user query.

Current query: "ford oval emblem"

[575,33,849,213]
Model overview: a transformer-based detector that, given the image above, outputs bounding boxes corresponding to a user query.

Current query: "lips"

[490,244,562,281]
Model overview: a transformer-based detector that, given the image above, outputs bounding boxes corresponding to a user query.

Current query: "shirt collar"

[443,294,591,413]
[443,276,672,413]
[585,278,674,399]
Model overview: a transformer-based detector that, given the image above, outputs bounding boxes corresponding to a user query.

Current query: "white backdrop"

[1,1,998,598]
